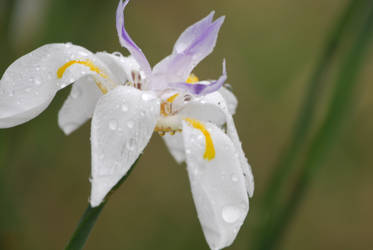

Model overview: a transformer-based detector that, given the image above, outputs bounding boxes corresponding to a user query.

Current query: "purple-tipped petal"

[116,0,151,76]
[173,11,215,54]
[150,14,225,89]
[168,60,227,95]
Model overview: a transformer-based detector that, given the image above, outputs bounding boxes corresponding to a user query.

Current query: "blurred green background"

[0,0,372,249]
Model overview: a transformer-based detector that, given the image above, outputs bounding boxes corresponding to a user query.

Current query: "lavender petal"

[116,0,151,76]
[167,60,227,95]
[173,11,215,54]
[150,14,225,89]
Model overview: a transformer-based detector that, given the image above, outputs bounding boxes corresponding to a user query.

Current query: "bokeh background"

[0,0,372,249]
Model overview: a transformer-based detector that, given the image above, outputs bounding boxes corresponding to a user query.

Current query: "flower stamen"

[186,74,199,84]
[185,118,215,161]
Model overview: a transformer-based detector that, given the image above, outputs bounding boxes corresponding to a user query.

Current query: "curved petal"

[182,92,254,197]
[167,59,226,95]
[58,76,102,135]
[173,11,215,54]
[218,85,237,115]
[95,52,140,85]
[0,43,112,128]
[90,86,160,207]
[116,0,151,76]
[182,120,249,250]
[162,132,185,164]
[150,14,225,89]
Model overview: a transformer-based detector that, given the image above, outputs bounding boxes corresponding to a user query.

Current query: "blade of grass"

[65,157,140,250]
[251,0,366,246]
[262,0,363,212]
[255,2,373,249]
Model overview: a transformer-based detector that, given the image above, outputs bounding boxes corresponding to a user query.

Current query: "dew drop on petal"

[127,120,134,129]
[34,79,41,86]
[231,174,239,183]
[222,206,242,223]
[142,92,154,101]
[121,104,128,112]
[63,122,78,134]
[71,88,81,99]
[126,138,136,151]
[108,119,118,130]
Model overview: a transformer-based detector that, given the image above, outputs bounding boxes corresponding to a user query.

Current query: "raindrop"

[63,123,78,134]
[222,206,242,224]
[193,168,199,176]
[127,120,134,129]
[25,87,32,93]
[140,111,145,117]
[34,79,42,85]
[126,138,136,151]
[71,87,81,99]
[231,174,239,183]
[121,104,128,112]
[108,119,118,130]
[142,92,154,101]
[186,149,191,155]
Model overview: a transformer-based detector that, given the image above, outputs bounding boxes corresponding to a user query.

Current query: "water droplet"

[71,87,81,99]
[142,92,154,101]
[99,154,105,160]
[186,149,191,155]
[121,104,128,112]
[63,123,78,134]
[126,138,136,151]
[9,90,14,97]
[34,79,41,85]
[127,120,134,129]
[222,206,242,223]
[140,111,145,117]
[108,119,118,130]
[193,168,199,176]
[231,174,239,182]
[25,87,32,93]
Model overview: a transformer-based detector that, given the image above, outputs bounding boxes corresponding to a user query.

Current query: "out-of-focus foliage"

[0,0,372,249]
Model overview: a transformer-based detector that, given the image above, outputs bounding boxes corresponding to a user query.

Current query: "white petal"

[95,52,140,85]
[90,86,160,207]
[182,121,249,250]
[162,132,185,164]
[218,85,237,115]
[0,43,112,128]
[182,92,254,197]
[58,76,102,135]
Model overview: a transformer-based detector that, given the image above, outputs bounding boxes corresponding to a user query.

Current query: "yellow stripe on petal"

[57,60,109,93]
[185,118,215,161]
[186,74,199,84]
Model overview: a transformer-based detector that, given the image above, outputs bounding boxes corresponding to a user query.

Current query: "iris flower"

[0,0,254,249]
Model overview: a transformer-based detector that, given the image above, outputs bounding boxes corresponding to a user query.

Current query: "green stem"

[64,203,106,250]
[256,2,373,250]
[65,157,140,250]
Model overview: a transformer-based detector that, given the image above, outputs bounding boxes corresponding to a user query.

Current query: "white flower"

[0,1,254,249]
